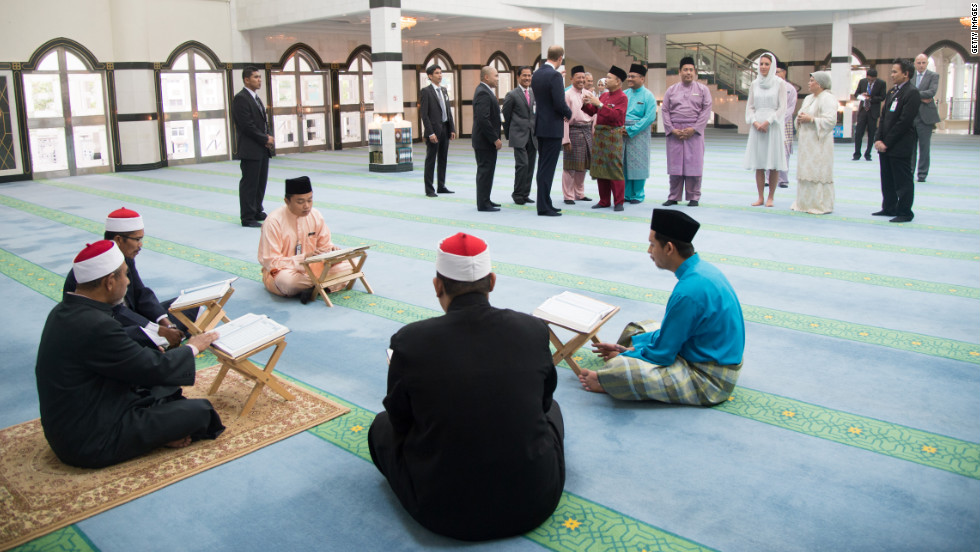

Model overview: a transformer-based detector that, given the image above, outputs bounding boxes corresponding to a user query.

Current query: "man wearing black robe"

[369,233,565,541]
[37,241,223,469]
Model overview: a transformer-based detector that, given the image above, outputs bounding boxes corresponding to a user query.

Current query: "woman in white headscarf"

[792,71,838,214]
[743,52,787,207]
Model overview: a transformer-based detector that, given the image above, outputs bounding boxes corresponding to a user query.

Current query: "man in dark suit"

[502,66,536,205]
[531,45,573,216]
[368,232,565,541]
[874,58,920,223]
[232,66,274,228]
[471,66,503,212]
[912,53,941,182]
[420,65,456,197]
[852,68,886,161]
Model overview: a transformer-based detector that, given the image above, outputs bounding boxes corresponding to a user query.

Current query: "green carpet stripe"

[5,189,980,368]
[136,169,980,261]
[4,264,711,552]
[0,254,65,301]
[173,164,980,237]
[10,526,100,552]
[3,225,979,482]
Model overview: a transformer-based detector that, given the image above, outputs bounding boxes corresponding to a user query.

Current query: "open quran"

[532,291,618,333]
[170,277,238,309]
[212,313,289,357]
[303,245,371,264]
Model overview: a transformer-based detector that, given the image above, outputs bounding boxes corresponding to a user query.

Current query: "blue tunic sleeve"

[623,292,699,365]
[626,88,658,137]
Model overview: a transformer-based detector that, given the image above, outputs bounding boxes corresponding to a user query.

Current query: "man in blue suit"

[531,45,573,217]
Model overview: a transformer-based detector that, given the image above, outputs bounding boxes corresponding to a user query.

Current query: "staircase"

[609,38,763,133]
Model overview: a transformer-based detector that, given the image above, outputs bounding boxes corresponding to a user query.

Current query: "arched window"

[24,45,110,176]
[338,47,374,146]
[271,48,330,152]
[488,53,512,100]
[160,47,228,163]
[419,51,458,136]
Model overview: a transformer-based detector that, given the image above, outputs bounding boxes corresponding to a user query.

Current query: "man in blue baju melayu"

[578,209,745,405]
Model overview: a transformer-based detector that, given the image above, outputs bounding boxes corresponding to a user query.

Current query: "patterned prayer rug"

[0,365,349,551]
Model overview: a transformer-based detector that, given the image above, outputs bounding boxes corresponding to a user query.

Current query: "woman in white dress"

[792,71,838,214]
[743,52,787,207]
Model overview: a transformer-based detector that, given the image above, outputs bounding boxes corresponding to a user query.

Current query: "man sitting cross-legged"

[579,209,745,405]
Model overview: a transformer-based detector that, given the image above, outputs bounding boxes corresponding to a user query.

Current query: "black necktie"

[255,94,266,117]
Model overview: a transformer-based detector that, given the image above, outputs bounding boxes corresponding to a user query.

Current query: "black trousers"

[239,156,269,222]
[474,147,497,209]
[853,112,878,157]
[535,137,562,213]
[512,141,537,201]
[879,152,915,218]
[424,123,450,194]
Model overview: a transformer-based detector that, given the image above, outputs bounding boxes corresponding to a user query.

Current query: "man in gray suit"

[502,66,537,205]
[912,53,940,182]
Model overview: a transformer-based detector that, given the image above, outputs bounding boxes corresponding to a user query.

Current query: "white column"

[540,13,565,62]
[227,0,253,65]
[109,0,149,61]
[369,2,404,114]
[647,34,666,133]
[831,13,852,138]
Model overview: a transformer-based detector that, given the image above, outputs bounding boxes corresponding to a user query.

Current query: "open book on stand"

[170,277,238,309]
[532,291,618,333]
[212,313,289,358]
[304,245,371,264]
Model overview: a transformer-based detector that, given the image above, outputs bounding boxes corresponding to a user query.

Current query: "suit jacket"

[502,85,536,148]
[419,84,455,138]
[531,63,572,138]
[381,292,564,540]
[232,88,272,160]
[875,82,921,158]
[471,83,501,150]
[854,78,886,119]
[912,70,940,125]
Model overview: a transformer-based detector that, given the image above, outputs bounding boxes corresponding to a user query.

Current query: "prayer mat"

[0,365,349,551]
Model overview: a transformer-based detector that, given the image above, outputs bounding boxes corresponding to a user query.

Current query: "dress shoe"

[871,210,896,217]
[514,199,526,205]
[662,200,678,206]
[864,155,872,161]
[578,196,592,201]
[490,201,501,207]
[628,199,642,204]
[852,154,861,161]
[688,200,699,207]
[889,215,913,223]
[477,206,500,212]
[591,203,610,209]
[538,210,562,216]
[241,220,262,227]
[614,204,624,211]
[916,177,926,183]
[564,199,576,205]
[524,198,535,204]
[778,183,788,188]
[425,192,438,197]
[437,187,455,193]
[554,208,561,212]
[256,212,268,221]
[299,288,316,305]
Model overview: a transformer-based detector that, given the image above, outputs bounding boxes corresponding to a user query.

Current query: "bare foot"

[164,436,192,449]
[751,199,763,206]
[765,199,774,207]
[577,369,607,394]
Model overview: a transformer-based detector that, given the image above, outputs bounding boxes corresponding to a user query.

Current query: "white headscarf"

[755,52,779,90]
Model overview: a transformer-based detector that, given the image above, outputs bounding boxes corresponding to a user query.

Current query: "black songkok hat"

[679,57,696,70]
[650,208,700,243]
[609,65,628,81]
[570,65,585,76]
[629,63,648,76]
[867,68,878,77]
[285,176,313,195]
[776,61,788,72]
